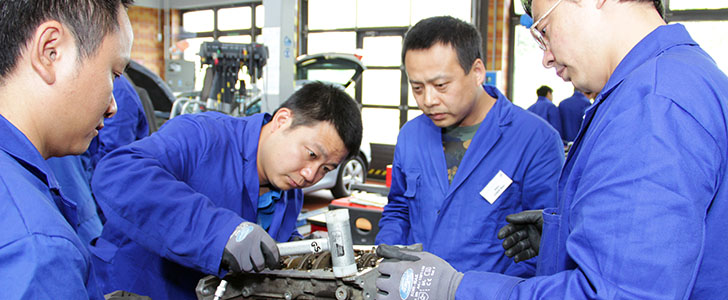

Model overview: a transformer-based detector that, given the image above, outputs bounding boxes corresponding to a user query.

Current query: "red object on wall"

[385,164,392,188]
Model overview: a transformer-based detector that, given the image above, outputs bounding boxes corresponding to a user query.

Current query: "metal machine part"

[324,209,357,278]
[196,248,380,300]
[275,209,357,278]
[198,41,268,114]
[278,238,329,257]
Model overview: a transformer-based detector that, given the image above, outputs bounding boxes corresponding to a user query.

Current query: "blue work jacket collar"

[0,114,59,189]
[242,112,271,167]
[597,24,696,105]
[483,85,515,127]
[241,112,273,222]
[444,85,513,194]
[578,24,695,157]
[563,24,697,197]
[0,114,79,227]
[536,96,551,103]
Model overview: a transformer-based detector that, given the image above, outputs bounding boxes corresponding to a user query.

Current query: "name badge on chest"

[480,170,513,204]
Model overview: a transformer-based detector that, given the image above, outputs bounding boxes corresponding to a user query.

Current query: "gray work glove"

[221,222,280,273]
[104,291,151,300]
[375,244,463,300]
[497,210,544,263]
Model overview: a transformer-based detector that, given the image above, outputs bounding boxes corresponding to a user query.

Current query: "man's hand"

[497,210,544,263]
[375,244,463,300]
[221,222,280,273]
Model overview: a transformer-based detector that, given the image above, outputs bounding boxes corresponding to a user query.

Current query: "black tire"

[332,155,367,198]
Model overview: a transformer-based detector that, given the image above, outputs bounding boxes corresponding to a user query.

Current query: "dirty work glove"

[375,244,463,300]
[221,222,280,273]
[497,210,544,263]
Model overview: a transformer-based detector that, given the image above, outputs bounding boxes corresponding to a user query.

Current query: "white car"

[295,53,370,198]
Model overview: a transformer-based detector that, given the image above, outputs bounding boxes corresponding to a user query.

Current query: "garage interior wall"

[483,0,512,94]
[127,6,181,79]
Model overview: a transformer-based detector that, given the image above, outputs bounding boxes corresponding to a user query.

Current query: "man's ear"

[270,107,293,131]
[30,21,66,85]
[471,58,486,86]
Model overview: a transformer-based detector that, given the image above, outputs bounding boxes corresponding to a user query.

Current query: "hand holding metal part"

[222,222,280,273]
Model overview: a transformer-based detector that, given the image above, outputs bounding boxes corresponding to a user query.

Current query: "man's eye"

[308,150,316,158]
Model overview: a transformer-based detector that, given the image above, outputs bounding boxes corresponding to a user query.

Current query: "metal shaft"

[325,209,357,277]
[278,238,329,256]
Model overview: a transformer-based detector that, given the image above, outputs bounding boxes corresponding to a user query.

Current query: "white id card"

[480,170,513,204]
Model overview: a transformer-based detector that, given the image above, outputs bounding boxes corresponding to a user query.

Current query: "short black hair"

[402,16,483,74]
[276,81,363,159]
[0,0,134,80]
[520,0,663,19]
[537,85,553,97]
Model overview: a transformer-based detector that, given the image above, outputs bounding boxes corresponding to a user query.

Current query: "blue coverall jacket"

[455,24,728,300]
[527,96,563,138]
[46,155,98,245]
[376,86,564,277]
[47,75,149,245]
[90,112,303,300]
[0,115,103,299]
[558,91,591,143]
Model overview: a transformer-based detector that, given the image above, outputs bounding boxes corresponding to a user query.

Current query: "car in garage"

[295,53,370,198]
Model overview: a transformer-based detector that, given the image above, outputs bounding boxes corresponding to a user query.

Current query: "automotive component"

[196,248,380,300]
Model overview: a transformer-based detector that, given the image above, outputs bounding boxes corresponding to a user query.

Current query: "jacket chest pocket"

[402,171,426,224]
[403,172,420,198]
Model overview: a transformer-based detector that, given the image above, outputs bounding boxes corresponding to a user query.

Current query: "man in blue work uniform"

[527,85,563,139]
[558,87,591,143]
[375,16,563,278]
[89,81,363,300]
[0,0,134,299]
[47,75,150,245]
[375,0,728,299]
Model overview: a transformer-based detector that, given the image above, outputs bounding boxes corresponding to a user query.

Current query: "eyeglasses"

[530,0,564,51]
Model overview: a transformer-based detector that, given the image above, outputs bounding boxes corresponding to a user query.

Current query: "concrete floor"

[302,189,336,212]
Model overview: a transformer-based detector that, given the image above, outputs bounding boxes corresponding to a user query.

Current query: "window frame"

[180,2,263,42]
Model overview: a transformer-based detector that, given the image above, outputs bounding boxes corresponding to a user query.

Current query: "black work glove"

[221,222,280,273]
[497,210,544,263]
[375,244,463,300]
